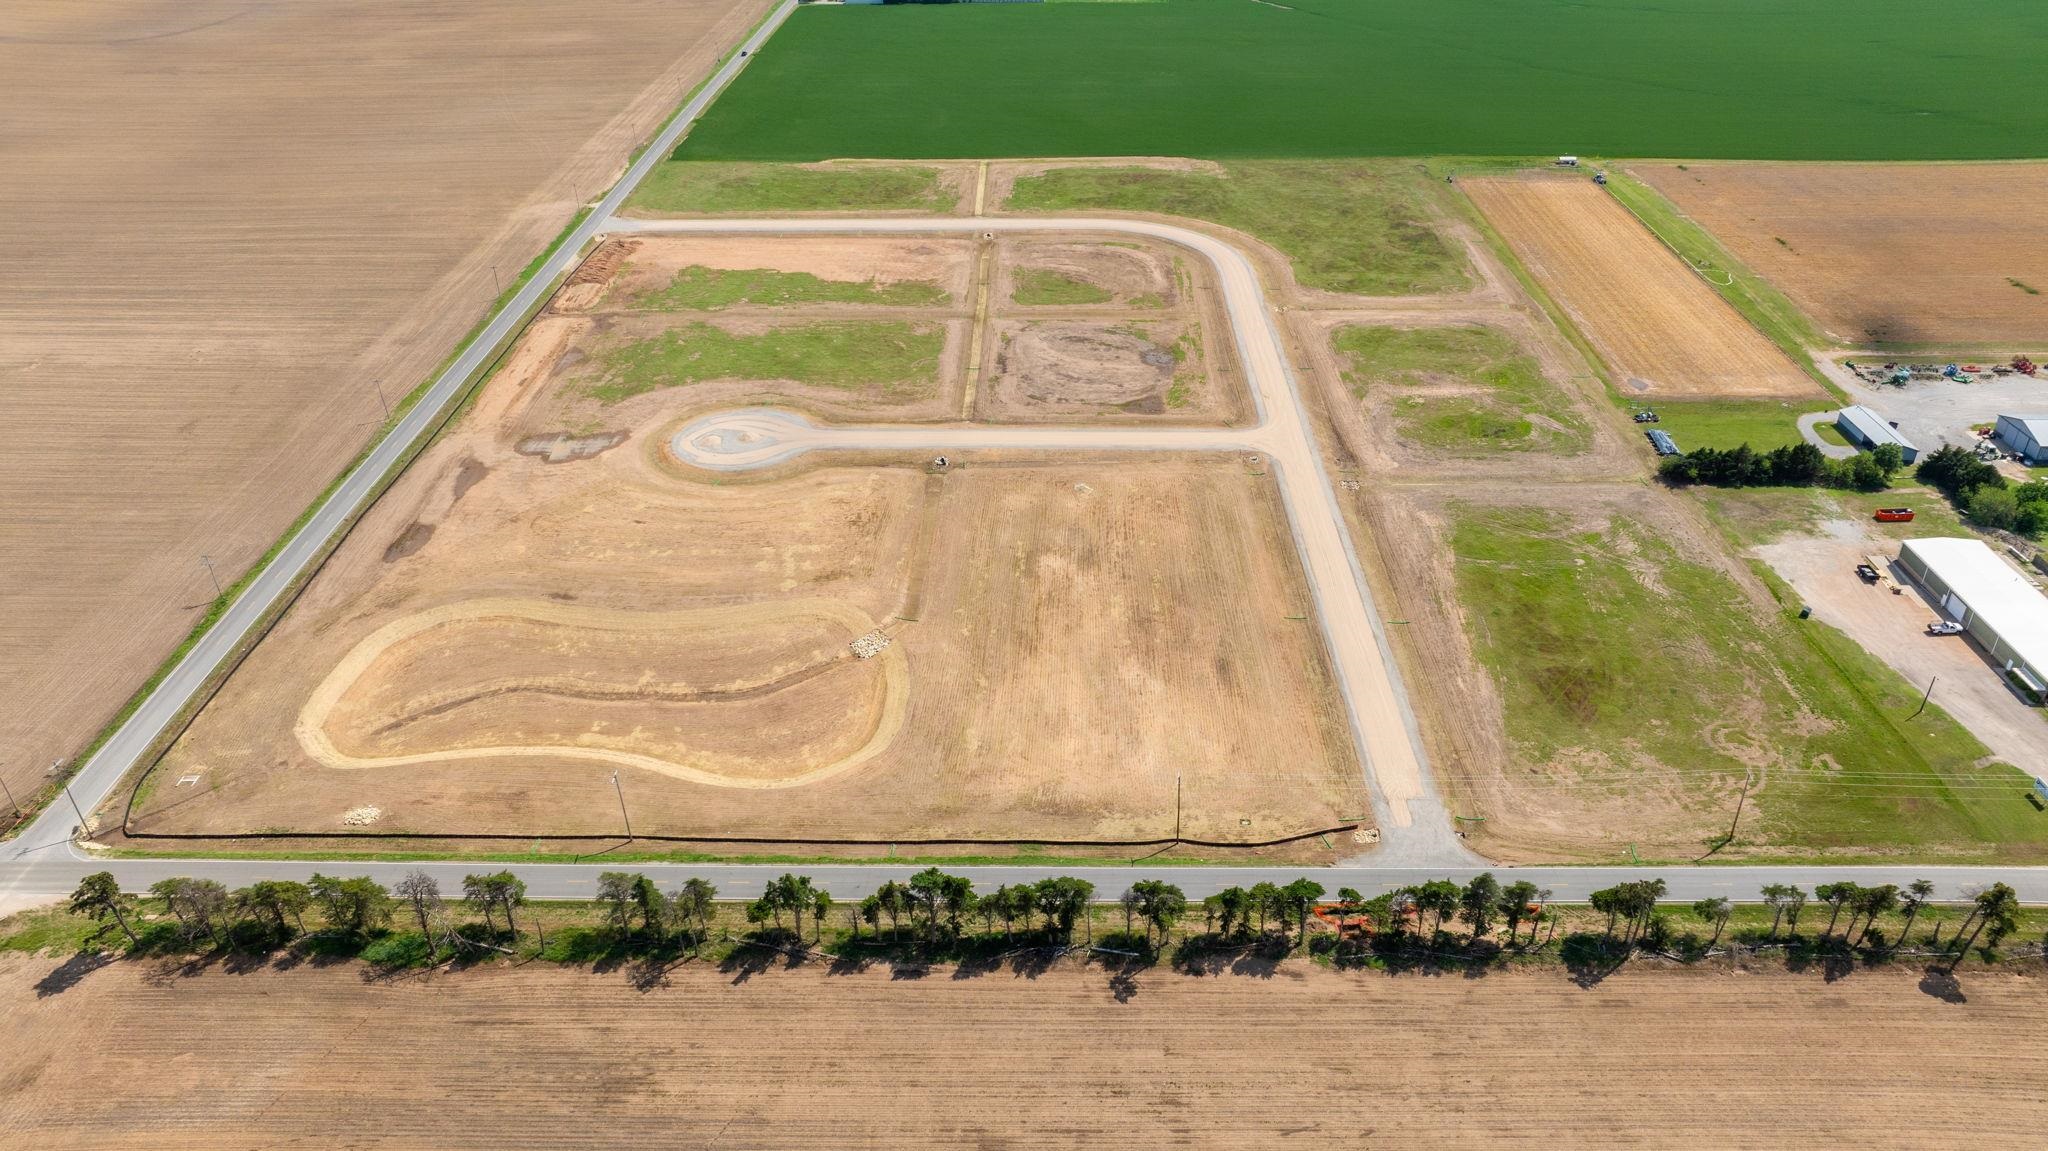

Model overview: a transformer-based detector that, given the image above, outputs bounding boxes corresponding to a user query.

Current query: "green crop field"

[683,1,2048,162]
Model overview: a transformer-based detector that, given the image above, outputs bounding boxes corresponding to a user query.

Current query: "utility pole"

[0,768,19,819]
[1911,675,1938,719]
[1173,775,1182,843]
[63,784,88,837]
[198,554,222,598]
[611,770,633,840]
[491,263,502,297]
[372,379,390,420]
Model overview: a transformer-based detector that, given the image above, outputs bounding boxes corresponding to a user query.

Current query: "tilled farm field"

[0,0,774,809]
[5,954,2044,1150]
[129,236,1355,849]
[1465,174,1821,399]
[1635,161,2048,346]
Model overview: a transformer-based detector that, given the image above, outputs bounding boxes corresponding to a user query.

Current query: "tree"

[1815,881,1861,940]
[1781,885,1808,935]
[152,877,229,946]
[1459,873,1502,941]
[69,871,137,946]
[766,874,814,940]
[1037,877,1092,944]
[1127,880,1187,946]
[1948,883,2020,971]
[1210,886,1253,939]
[630,875,666,940]
[1851,884,1899,947]
[1248,882,1280,935]
[1120,886,1142,938]
[236,879,312,938]
[1280,878,1326,946]
[906,868,972,945]
[1917,444,2006,500]
[462,872,526,942]
[1497,881,1539,946]
[309,873,391,936]
[1893,879,1936,952]
[595,872,639,937]
[672,878,717,950]
[394,871,443,960]
[811,889,834,944]
[873,882,908,937]
[1760,883,1795,940]
[1691,897,1732,950]
[1409,879,1461,938]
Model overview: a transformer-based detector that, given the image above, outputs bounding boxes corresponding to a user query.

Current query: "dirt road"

[619,214,1468,862]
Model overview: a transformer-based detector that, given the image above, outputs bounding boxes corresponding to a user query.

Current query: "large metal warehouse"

[1896,537,2048,699]
[1835,405,1919,463]
[1994,414,2048,465]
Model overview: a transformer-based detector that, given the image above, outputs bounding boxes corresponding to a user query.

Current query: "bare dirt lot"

[996,237,1182,309]
[984,319,1209,419]
[128,245,1356,847]
[0,0,774,807]
[1636,162,2048,346]
[1465,174,1821,398]
[6,954,2044,1150]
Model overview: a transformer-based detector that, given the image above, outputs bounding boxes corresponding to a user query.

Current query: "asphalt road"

[1,0,800,865]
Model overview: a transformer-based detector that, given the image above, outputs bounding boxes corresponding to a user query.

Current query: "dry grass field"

[6,954,2044,1149]
[0,0,773,808]
[1465,174,1820,398]
[129,236,1354,848]
[1635,161,2048,346]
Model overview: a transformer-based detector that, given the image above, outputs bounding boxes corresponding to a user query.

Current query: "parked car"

[1856,564,1880,583]
[1927,620,1966,636]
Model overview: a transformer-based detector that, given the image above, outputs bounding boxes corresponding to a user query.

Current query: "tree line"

[62,869,2029,975]
[1658,441,1901,492]
[1917,445,2048,536]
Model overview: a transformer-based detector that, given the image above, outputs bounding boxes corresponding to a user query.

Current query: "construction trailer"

[1993,414,2048,464]
[1895,537,2048,701]
[1835,405,1919,463]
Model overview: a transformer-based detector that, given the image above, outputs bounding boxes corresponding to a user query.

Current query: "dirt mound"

[553,239,641,312]
[989,321,1177,412]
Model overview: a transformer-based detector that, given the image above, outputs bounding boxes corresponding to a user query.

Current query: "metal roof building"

[1994,414,2048,465]
[1835,405,1919,463]
[1896,537,2048,698]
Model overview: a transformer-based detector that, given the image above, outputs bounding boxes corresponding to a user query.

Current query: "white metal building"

[1835,405,1919,463]
[1994,414,2048,465]
[1896,537,2048,699]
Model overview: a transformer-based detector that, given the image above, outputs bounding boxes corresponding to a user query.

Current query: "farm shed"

[1994,414,2048,464]
[1896,537,2048,699]
[1835,405,1919,463]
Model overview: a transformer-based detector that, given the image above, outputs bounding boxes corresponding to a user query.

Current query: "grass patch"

[1011,268,1112,306]
[1649,398,1832,453]
[628,160,953,214]
[1602,169,1836,388]
[635,265,947,310]
[592,320,942,403]
[681,2,2048,162]
[1813,422,1849,447]
[1332,324,1587,454]
[1450,503,2048,861]
[1007,160,1470,295]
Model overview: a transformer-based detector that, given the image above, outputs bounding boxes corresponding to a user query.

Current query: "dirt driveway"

[1755,520,2047,773]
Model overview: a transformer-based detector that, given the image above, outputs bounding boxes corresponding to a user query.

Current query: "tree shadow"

[1559,932,1629,988]
[34,950,115,997]
[1918,966,1967,1004]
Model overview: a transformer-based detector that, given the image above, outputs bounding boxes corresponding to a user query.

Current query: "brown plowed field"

[0,0,774,808]
[1635,161,2048,346]
[130,238,1355,848]
[1465,175,1820,398]
[6,954,2044,1149]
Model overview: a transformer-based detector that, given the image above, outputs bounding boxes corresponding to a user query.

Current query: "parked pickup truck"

[1928,620,1966,636]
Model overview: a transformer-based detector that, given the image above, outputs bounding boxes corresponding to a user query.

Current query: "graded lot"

[127,235,1356,849]
[5,953,2044,1150]
[1635,162,2048,346]
[0,0,774,810]
[1464,174,1821,399]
